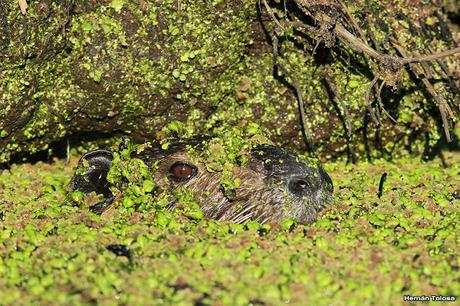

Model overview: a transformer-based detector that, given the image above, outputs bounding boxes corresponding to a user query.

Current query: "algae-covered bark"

[0,0,259,162]
[259,0,459,160]
[0,0,459,163]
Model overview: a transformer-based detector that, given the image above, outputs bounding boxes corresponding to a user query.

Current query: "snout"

[249,145,334,223]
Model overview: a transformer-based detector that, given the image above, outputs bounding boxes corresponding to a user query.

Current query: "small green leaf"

[348,79,360,88]
[172,69,180,79]
[82,21,93,32]
[143,180,155,193]
[110,0,125,12]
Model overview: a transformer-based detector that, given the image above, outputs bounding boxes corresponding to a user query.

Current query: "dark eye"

[168,162,198,182]
[288,178,313,195]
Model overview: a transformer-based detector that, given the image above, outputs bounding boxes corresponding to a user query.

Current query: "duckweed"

[0,145,458,305]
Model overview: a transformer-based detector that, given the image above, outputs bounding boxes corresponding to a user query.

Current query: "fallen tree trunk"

[0,0,458,163]
[0,0,266,162]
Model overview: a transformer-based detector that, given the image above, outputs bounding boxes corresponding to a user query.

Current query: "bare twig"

[322,74,353,138]
[392,41,454,141]
[267,0,458,143]
[365,75,381,126]
[338,0,367,44]
[272,36,315,153]
[261,0,284,32]
[259,2,315,152]
[426,45,460,94]
[276,62,314,151]
[312,40,321,55]
[333,21,388,61]
[376,80,398,124]
[317,11,460,70]
[422,79,453,142]
[401,47,460,65]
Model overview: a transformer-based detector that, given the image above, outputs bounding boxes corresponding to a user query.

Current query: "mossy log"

[0,0,458,163]
[0,0,264,162]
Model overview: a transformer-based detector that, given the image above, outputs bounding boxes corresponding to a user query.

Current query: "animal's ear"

[72,150,114,214]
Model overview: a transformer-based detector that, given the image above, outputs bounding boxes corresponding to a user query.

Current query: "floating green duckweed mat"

[0,150,458,305]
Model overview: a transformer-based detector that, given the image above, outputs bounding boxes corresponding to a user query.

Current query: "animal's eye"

[288,178,314,195]
[168,162,198,182]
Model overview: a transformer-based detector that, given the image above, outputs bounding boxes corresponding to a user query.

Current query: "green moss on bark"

[0,0,458,163]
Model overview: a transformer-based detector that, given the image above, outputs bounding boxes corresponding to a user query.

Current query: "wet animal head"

[72,143,334,224]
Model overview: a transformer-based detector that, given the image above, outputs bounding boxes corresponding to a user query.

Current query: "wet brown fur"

[73,144,333,224]
[153,151,271,223]
[151,150,330,224]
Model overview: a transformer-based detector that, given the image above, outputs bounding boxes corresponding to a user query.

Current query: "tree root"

[260,0,459,143]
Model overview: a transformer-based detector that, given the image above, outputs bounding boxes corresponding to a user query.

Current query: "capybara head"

[72,142,333,224]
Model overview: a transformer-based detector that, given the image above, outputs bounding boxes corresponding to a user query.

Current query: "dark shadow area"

[447,10,460,28]
[422,123,460,167]
[0,131,124,170]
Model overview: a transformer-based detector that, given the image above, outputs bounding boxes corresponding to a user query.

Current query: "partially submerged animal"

[72,142,333,224]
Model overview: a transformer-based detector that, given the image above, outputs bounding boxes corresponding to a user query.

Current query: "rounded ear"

[72,150,114,213]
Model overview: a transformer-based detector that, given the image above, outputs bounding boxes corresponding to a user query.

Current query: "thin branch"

[427,45,460,94]
[320,12,460,69]
[262,4,315,151]
[323,75,353,138]
[392,41,454,142]
[332,20,387,62]
[365,75,381,126]
[338,0,367,44]
[261,0,284,32]
[376,80,398,124]
[277,62,315,152]
[272,36,315,153]
[401,47,460,65]
[312,39,321,55]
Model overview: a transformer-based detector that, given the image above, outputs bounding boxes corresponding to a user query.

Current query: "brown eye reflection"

[168,161,198,183]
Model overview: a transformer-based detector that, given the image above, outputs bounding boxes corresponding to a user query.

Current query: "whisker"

[235,211,254,224]
[231,203,256,222]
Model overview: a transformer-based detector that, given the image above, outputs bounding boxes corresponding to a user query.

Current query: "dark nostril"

[288,178,313,195]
